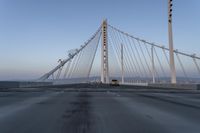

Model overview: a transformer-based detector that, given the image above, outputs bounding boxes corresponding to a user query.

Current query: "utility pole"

[121,44,124,84]
[168,0,176,84]
[101,20,109,84]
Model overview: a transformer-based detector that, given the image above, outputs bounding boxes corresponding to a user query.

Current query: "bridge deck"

[0,87,200,133]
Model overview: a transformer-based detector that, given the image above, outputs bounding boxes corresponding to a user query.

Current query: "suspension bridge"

[37,19,200,88]
[1,1,200,133]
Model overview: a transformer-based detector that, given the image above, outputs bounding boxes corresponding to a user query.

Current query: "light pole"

[151,45,155,83]
[168,0,176,84]
[121,44,124,84]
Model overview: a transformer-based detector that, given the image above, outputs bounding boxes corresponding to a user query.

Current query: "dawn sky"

[0,0,200,80]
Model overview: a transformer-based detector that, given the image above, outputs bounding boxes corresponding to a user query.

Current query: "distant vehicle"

[110,79,119,86]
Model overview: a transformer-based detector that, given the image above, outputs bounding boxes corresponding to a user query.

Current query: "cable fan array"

[39,22,200,84]
[39,27,101,84]
[108,25,200,83]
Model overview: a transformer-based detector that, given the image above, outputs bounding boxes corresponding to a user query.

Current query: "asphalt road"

[0,88,200,133]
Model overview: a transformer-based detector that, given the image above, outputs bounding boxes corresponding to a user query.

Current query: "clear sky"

[0,0,200,80]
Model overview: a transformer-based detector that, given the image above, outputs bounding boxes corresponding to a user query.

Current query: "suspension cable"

[121,33,140,77]
[154,47,167,78]
[175,52,189,81]
[110,28,132,76]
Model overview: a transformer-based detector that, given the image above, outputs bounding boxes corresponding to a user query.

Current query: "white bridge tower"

[101,20,110,84]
